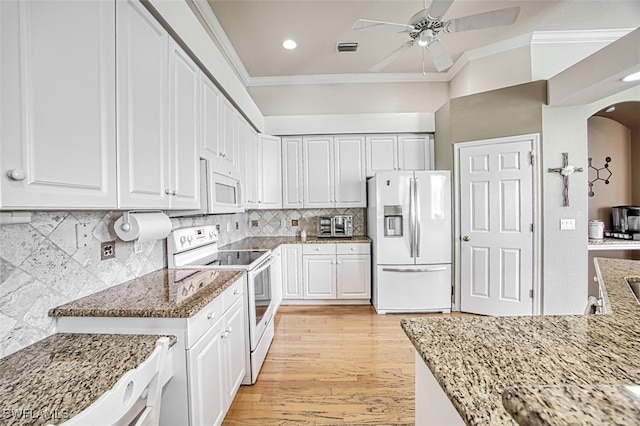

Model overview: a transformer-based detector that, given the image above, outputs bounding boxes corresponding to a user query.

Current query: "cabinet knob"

[207,312,215,320]
[226,326,233,333]
[165,189,172,195]
[233,289,240,295]
[462,235,470,242]
[6,169,26,181]
[350,247,355,251]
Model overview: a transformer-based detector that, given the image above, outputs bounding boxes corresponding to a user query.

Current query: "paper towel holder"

[119,210,164,232]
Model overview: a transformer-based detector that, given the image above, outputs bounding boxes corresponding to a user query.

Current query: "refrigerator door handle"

[409,177,415,258]
[382,267,447,273]
[415,177,421,258]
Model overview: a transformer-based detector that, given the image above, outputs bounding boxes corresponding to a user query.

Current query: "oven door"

[247,255,275,350]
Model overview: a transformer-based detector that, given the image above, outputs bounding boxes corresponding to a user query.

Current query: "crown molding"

[247,72,449,86]
[531,28,634,44]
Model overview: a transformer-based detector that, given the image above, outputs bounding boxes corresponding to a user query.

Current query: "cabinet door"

[365,135,398,177]
[188,320,226,426]
[245,127,259,208]
[398,134,433,171]
[1,0,116,209]
[270,247,283,311]
[201,76,221,162]
[282,245,303,299]
[334,135,366,208]
[219,98,237,174]
[258,135,282,209]
[236,118,248,204]
[168,40,200,209]
[303,255,336,299]
[223,299,247,410]
[303,136,334,208]
[117,0,170,209]
[337,255,371,299]
[282,137,304,209]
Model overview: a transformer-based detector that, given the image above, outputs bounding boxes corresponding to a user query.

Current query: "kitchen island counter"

[0,333,173,426]
[401,257,640,425]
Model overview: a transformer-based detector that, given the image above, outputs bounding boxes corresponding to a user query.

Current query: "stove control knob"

[180,236,187,246]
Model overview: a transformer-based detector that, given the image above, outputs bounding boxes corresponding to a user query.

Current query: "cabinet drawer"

[302,244,336,255]
[337,243,370,255]
[223,276,245,312]
[187,296,223,348]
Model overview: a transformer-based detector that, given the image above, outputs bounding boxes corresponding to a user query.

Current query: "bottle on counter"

[589,219,604,240]
[300,230,307,241]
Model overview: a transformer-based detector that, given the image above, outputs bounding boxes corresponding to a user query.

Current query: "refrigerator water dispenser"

[384,205,403,237]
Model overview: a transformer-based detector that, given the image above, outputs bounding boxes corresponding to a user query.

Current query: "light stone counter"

[219,235,371,251]
[0,333,174,426]
[401,257,640,425]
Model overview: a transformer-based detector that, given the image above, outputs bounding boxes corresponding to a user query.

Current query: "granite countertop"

[220,235,371,251]
[49,268,245,318]
[401,257,640,425]
[0,333,173,426]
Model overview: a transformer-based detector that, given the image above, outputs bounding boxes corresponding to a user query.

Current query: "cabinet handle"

[207,312,215,320]
[6,169,26,181]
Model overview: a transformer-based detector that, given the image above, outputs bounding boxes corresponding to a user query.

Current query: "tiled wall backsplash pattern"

[0,211,247,358]
[0,208,364,358]
[247,208,366,237]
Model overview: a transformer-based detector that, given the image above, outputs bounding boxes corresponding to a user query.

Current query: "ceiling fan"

[352,0,520,72]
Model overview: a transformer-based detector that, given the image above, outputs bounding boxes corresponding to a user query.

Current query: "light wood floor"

[223,305,470,425]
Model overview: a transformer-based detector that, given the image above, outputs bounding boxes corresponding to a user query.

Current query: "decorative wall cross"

[548,152,583,207]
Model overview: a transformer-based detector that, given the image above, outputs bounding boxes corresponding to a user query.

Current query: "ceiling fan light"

[621,71,640,82]
[417,30,433,47]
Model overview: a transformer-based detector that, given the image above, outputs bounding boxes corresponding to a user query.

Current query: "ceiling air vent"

[337,42,359,52]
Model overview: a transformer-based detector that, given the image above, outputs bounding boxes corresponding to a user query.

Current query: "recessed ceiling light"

[605,106,616,113]
[621,71,640,82]
[282,39,297,50]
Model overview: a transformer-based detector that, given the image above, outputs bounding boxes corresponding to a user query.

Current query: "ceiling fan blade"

[425,38,454,72]
[443,6,521,33]
[352,19,415,33]
[369,40,415,72]
[426,0,454,20]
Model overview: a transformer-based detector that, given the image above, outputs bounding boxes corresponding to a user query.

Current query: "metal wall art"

[588,156,612,197]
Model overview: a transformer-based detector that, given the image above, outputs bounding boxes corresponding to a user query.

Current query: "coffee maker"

[610,206,640,240]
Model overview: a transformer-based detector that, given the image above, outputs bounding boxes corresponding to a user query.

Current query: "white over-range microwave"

[170,158,243,217]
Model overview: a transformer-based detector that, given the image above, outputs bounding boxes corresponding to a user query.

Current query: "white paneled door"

[458,135,537,316]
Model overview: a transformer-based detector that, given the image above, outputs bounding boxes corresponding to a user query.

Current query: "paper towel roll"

[114,212,172,243]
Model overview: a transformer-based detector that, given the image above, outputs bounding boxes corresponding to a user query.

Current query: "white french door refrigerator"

[367,171,452,313]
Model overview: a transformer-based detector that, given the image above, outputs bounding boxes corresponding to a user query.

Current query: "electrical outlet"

[560,218,576,230]
[101,241,116,260]
[292,219,299,226]
[280,219,287,227]
[226,222,231,232]
[251,220,259,227]
[215,224,221,233]
[75,223,91,248]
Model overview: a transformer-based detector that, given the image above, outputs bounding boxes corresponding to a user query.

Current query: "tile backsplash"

[247,208,366,237]
[0,207,365,358]
[0,210,248,358]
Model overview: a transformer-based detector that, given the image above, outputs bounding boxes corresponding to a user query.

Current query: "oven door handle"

[251,256,276,276]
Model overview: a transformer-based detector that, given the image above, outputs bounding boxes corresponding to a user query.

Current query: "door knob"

[7,169,26,181]
[462,236,470,242]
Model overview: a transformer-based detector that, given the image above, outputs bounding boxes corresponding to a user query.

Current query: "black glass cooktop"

[201,250,269,267]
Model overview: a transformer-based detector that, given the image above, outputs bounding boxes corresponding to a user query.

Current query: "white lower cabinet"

[271,246,283,311]
[293,243,371,301]
[282,245,303,299]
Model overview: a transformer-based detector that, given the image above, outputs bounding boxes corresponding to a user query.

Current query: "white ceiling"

[206,0,640,79]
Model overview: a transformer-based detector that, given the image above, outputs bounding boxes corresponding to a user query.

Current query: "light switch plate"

[560,218,576,230]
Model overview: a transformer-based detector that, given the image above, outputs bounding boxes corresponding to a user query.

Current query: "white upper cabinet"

[303,135,365,208]
[365,134,433,177]
[218,98,238,176]
[168,39,200,210]
[116,0,170,209]
[334,135,366,207]
[257,134,282,209]
[1,0,117,209]
[281,137,304,209]
[245,127,259,209]
[303,136,335,208]
[200,76,221,162]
